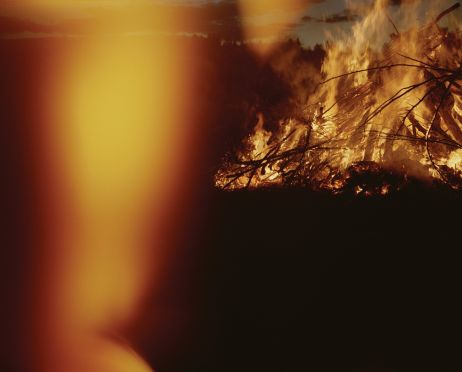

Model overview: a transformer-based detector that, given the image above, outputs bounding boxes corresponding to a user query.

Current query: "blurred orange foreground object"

[7,2,192,372]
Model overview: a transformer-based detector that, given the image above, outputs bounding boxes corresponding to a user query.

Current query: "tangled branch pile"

[215,2,462,195]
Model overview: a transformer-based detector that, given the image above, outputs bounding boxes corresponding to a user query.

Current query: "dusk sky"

[0,0,461,46]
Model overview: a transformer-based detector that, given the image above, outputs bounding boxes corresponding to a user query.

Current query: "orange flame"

[217,0,462,192]
[11,2,191,371]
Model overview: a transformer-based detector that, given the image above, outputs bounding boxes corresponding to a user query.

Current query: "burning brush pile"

[215,1,462,195]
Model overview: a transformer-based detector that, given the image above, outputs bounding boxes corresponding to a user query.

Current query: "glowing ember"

[216,1,462,193]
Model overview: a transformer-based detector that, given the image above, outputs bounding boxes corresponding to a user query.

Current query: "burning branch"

[434,2,461,24]
[216,2,462,193]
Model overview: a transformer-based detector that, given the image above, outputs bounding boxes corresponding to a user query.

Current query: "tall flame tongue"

[18,2,189,372]
[216,0,462,193]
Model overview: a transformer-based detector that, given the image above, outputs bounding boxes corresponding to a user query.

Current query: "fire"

[216,0,462,193]
[14,2,190,372]
[447,149,462,169]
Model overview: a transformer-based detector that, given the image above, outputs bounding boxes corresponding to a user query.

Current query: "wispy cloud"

[0,31,83,39]
[0,0,319,41]
[302,8,360,24]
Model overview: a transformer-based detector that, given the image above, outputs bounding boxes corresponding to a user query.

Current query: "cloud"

[302,8,360,24]
[0,2,242,38]
[300,0,421,25]
[0,31,83,39]
[0,0,327,41]
[388,0,419,6]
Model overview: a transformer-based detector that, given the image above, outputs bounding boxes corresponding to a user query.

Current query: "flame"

[16,2,190,371]
[448,149,462,169]
[217,0,462,193]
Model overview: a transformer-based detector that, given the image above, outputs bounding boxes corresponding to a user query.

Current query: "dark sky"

[0,0,460,46]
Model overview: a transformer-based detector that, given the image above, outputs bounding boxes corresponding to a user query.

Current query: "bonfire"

[215,1,462,194]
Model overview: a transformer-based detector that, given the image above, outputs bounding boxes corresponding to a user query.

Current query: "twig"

[386,12,400,35]
[425,81,454,183]
[434,2,460,24]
